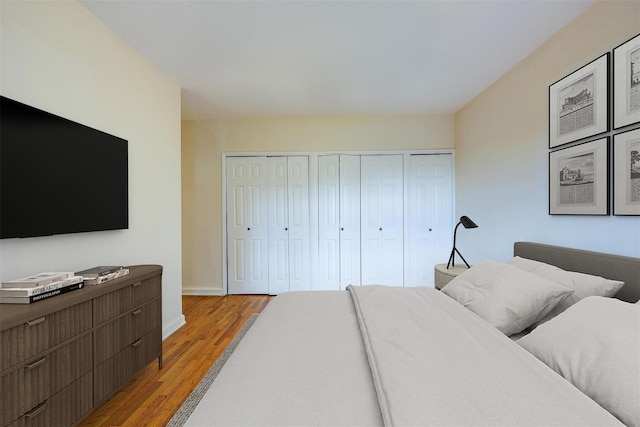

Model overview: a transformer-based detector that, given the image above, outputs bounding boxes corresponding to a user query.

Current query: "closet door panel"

[226,157,269,294]
[318,155,341,290]
[361,155,403,286]
[339,155,361,289]
[406,154,453,287]
[361,167,382,283]
[286,156,310,292]
[318,155,361,290]
[267,157,290,294]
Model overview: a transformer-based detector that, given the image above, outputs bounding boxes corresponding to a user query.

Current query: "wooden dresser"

[0,265,162,427]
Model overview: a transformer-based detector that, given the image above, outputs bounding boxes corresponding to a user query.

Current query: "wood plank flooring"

[80,295,272,427]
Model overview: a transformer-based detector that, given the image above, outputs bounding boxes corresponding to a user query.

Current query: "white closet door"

[406,154,453,287]
[339,155,361,288]
[318,155,361,290]
[318,155,340,290]
[285,156,310,293]
[226,157,269,294]
[267,157,289,294]
[265,156,310,295]
[361,155,404,286]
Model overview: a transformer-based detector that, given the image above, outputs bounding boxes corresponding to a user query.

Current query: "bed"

[185,242,640,426]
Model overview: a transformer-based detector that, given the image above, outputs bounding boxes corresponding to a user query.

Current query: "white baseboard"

[162,314,186,340]
[182,286,224,296]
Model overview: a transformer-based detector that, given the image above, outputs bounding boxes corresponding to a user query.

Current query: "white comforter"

[186,286,623,426]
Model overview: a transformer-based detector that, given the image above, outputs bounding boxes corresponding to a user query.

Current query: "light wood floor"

[80,295,272,427]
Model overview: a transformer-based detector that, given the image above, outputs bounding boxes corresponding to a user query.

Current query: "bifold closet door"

[226,153,453,293]
[226,157,269,294]
[406,154,454,286]
[318,155,361,290]
[267,156,310,294]
[360,155,404,286]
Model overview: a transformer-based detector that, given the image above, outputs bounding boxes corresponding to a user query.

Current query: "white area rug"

[166,314,259,427]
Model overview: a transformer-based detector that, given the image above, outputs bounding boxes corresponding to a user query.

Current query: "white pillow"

[518,297,640,427]
[508,256,624,322]
[441,260,573,336]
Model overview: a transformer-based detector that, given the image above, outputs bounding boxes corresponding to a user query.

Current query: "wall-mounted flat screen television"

[1,96,128,239]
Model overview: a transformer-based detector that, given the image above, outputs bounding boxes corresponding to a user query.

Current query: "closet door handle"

[379,227,383,231]
[284,227,288,231]
[247,227,251,231]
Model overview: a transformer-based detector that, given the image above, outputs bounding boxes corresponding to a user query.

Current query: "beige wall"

[455,0,640,262]
[0,1,185,337]
[185,0,640,294]
[182,115,454,293]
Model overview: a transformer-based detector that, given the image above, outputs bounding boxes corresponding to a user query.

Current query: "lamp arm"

[446,221,463,269]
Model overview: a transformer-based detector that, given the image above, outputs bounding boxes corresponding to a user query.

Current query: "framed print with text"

[613,33,640,129]
[549,138,609,215]
[613,128,640,215]
[549,54,609,148]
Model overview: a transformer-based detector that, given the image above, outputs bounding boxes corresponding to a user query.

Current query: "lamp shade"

[460,216,478,229]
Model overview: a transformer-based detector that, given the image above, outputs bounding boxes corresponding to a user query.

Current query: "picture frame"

[613,128,640,215]
[549,137,609,215]
[613,33,640,129]
[549,54,609,149]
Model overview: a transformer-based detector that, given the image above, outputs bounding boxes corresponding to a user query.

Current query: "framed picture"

[613,128,640,215]
[549,54,609,148]
[613,33,640,129]
[549,137,609,215]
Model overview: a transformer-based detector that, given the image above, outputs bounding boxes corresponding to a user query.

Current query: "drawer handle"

[131,281,142,288]
[132,339,142,348]
[25,357,47,370]
[132,308,143,316]
[25,403,47,419]
[27,317,46,327]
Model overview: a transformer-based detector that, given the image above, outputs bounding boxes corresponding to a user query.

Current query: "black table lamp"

[446,216,478,269]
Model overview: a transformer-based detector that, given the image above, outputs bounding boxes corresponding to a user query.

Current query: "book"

[83,268,130,285]
[0,280,84,304]
[76,266,124,279]
[0,276,84,297]
[1,271,74,288]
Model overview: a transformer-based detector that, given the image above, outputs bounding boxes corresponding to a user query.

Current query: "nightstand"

[434,264,470,290]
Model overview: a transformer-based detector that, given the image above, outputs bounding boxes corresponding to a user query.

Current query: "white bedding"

[187,291,383,426]
[186,286,624,426]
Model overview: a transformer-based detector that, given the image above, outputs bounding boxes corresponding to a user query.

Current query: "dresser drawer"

[0,301,92,372]
[132,326,162,374]
[94,298,161,366]
[1,333,92,426]
[6,372,93,427]
[94,326,162,405]
[93,276,161,326]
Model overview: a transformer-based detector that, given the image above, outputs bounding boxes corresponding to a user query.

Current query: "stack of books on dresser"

[0,272,84,304]
[76,266,129,285]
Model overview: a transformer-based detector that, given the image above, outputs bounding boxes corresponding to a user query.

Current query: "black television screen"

[1,96,128,239]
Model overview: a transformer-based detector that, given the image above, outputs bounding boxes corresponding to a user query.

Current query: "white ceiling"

[80,0,595,120]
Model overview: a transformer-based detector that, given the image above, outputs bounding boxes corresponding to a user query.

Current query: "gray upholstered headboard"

[514,242,640,303]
